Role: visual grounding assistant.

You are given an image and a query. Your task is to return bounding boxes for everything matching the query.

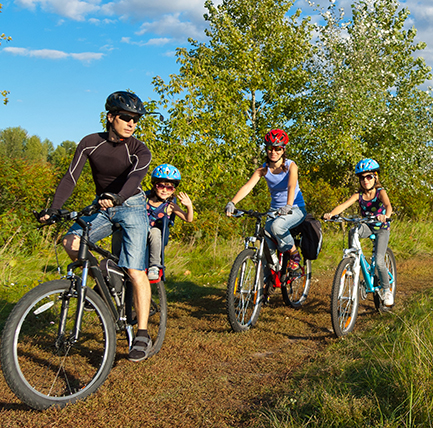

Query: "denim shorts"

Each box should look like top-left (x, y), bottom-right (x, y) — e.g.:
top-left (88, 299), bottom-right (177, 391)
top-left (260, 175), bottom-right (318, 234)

top-left (66, 192), bottom-right (149, 270)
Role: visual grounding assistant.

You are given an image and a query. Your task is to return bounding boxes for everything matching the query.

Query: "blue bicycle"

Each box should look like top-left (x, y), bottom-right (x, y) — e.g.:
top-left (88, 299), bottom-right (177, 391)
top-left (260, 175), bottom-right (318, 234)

top-left (326, 215), bottom-right (397, 337)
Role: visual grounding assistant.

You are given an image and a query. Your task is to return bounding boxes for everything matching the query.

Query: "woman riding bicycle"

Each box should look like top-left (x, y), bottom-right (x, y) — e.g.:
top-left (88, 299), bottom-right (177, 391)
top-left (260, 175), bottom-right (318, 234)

top-left (225, 129), bottom-right (307, 270)
top-left (323, 158), bottom-right (393, 306)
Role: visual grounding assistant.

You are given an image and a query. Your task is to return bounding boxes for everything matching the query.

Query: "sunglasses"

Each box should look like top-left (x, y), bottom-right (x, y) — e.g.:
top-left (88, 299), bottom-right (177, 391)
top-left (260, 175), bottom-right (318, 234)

top-left (266, 146), bottom-right (283, 152)
top-left (117, 113), bottom-right (141, 124)
top-left (155, 183), bottom-right (175, 192)
top-left (360, 174), bottom-right (375, 181)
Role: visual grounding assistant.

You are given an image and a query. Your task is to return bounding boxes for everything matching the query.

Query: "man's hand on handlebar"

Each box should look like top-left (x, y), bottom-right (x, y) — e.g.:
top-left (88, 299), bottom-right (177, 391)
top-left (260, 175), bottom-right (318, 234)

top-left (98, 193), bottom-right (122, 210)
top-left (35, 208), bottom-right (60, 224)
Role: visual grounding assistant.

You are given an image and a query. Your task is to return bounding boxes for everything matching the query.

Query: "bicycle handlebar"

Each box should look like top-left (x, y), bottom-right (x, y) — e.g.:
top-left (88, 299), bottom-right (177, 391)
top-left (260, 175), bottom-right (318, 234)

top-left (322, 214), bottom-right (392, 224)
top-left (33, 204), bottom-right (101, 227)
top-left (232, 208), bottom-right (292, 219)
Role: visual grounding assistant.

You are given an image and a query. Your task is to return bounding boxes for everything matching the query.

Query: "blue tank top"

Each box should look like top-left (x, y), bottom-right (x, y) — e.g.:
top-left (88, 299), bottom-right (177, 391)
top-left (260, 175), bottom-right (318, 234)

top-left (263, 159), bottom-right (305, 209)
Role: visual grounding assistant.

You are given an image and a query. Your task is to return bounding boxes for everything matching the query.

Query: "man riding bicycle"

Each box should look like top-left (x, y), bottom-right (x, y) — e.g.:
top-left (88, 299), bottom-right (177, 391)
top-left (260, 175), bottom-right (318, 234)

top-left (38, 91), bottom-right (153, 362)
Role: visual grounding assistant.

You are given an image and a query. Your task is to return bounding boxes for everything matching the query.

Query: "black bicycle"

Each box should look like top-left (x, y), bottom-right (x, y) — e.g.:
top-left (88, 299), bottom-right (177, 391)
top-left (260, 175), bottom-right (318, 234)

top-left (0, 204), bottom-right (167, 410)
top-left (226, 209), bottom-right (312, 332)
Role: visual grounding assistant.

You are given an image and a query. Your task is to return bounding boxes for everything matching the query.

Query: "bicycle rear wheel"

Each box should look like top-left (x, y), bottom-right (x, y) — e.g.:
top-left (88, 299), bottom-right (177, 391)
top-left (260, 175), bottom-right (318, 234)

top-left (281, 259), bottom-right (312, 308)
top-left (330, 258), bottom-right (359, 337)
top-left (1, 280), bottom-right (116, 410)
top-left (226, 249), bottom-right (263, 332)
top-left (147, 280), bottom-right (167, 357)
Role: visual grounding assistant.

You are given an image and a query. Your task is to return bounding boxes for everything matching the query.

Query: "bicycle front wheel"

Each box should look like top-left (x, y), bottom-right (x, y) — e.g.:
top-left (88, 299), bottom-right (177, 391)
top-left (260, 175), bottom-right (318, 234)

top-left (1, 280), bottom-right (117, 410)
top-left (330, 258), bottom-right (359, 337)
top-left (281, 259), bottom-right (312, 308)
top-left (226, 249), bottom-right (263, 332)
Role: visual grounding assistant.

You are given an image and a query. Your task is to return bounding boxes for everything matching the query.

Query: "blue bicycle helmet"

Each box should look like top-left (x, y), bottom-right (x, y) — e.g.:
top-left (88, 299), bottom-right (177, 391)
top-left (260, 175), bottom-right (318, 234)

top-left (355, 159), bottom-right (380, 176)
top-left (151, 164), bottom-right (181, 186)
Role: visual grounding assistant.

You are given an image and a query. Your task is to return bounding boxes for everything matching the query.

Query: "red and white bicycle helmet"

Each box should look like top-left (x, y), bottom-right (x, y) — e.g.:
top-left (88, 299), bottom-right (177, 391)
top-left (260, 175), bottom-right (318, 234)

top-left (264, 129), bottom-right (289, 147)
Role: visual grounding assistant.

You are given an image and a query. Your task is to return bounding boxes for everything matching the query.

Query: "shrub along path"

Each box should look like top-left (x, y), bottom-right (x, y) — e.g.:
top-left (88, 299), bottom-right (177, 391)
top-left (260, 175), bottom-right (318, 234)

top-left (0, 258), bottom-right (432, 427)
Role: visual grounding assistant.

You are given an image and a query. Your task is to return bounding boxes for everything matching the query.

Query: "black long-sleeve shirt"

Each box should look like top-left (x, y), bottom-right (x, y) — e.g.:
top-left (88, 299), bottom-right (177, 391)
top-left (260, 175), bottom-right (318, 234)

top-left (51, 132), bottom-right (152, 209)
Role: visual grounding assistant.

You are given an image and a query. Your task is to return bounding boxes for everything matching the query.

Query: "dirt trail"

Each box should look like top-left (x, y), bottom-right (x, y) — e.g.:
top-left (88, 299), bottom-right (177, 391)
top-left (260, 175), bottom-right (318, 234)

top-left (0, 259), bottom-right (431, 428)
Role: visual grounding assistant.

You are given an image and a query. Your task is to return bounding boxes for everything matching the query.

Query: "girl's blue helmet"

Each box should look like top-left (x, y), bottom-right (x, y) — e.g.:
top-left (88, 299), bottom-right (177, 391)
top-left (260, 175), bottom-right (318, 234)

top-left (151, 164), bottom-right (181, 186)
top-left (355, 159), bottom-right (380, 176)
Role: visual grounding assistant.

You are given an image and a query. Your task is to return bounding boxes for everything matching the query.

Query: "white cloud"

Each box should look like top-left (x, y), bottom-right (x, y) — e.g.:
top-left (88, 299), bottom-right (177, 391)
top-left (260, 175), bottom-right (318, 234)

top-left (3, 46), bottom-right (104, 62)
top-left (136, 13), bottom-right (202, 39)
top-left (16, 0), bottom-right (100, 21)
top-left (14, 0), bottom-right (208, 40)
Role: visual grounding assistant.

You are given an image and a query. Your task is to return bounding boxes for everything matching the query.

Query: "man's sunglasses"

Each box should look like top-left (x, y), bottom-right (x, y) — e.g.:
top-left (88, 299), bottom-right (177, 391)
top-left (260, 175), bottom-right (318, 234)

top-left (266, 146), bottom-right (283, 152)
top-left (155, 183), bottom-right (175, 192)
top-left (117, 113), bottom-right (141, 124)
top-left (359, 174), bottom-right (375, 181)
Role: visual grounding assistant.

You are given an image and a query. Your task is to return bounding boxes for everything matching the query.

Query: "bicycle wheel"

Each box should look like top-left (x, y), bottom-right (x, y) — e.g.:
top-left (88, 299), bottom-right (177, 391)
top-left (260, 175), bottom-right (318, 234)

top-left (226, 249), bottom-right (263, 332)
top-left (147, 280), bottom-right (167, 357)
top-left (374, 247), bottom-right (397, 311)
top-left (281, 259), bottom-right (312, 308)
top-left (1, 280), bottom-right (117, 410)
top-left (330, 258), bottom-right (360, 337)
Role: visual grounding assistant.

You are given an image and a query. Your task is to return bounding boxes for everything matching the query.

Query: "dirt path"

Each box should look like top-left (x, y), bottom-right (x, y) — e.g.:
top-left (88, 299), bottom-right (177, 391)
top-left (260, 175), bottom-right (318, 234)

top-left (1, 258), bottom-right (432, 428)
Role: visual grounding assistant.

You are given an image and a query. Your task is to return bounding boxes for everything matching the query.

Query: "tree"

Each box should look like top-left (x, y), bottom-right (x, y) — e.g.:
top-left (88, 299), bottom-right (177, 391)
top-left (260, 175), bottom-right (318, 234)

top-left (293, 0), bottom-right (433, 198)
top-left (146, 0), bottom-right (314, 238)
top-left (1, 4), bottom-right (12, 105)
top-left (0, 127), bottom-right (27, 159)
top-left (24, 136), bottom-right (54, 163)
top-left (152, 0), bottom-right (313, 173)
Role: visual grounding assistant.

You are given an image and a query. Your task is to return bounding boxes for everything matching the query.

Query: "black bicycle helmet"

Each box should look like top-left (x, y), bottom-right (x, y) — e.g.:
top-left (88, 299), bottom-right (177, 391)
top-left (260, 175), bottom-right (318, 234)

top-left (105, 91), bottom-right (146, 116)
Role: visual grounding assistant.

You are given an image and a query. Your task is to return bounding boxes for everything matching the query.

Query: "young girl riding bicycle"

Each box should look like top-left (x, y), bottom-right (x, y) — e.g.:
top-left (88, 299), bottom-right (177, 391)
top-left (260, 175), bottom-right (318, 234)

top-left (225, 129), bottom-right (307, 271)
top-left (146, 164), bottom-right (194, 280)
top-left (323, 159), bottom-right (393, 306)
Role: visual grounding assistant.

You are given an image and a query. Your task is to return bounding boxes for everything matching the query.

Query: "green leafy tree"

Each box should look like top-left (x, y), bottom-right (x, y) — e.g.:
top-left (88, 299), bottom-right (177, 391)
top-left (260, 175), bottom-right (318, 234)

top-left (0, 127), bottom-right (27, 159)
top-left (146, 0), bottom-right (313, 238)
top-left (49, 140), bottom-right (77, 169)
top-left (1, 4), bottom-right (12, 105)
top-left (24, 135), bottom-right (54, 163)
top-left (293, 0), bottom-right (433, 210)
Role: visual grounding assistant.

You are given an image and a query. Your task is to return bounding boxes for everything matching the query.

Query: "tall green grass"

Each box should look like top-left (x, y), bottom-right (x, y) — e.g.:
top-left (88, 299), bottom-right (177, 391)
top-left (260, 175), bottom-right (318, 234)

top-left (257, 289), bottom-right (433, 428)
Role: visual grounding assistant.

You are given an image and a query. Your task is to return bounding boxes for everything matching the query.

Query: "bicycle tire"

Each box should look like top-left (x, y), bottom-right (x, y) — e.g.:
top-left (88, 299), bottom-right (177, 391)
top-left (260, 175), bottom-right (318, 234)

top-left (147, 280), bottom-right (167, 357)
top-left (373, 247), bottom-right (397, 311)
top-left (1, 280), bottom-right (117, 410)
top-left (281, 259), bottom-right (312, 308)
top-left (330, 258), bottom-right (360, 337)
top-left (226, 249), bottom-right (263, 332)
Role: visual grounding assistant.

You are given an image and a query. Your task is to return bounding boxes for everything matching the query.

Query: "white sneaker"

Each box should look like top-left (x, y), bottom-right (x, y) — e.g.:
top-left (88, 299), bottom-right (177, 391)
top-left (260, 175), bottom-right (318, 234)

top-left (383, 289), bottom-right (394, 306)
top-left (148, 266), bottom-right (160, 281)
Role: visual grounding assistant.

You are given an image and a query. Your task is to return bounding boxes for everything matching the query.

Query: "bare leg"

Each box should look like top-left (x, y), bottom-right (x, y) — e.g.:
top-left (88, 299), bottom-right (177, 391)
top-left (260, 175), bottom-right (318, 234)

top-left (63, 234), bottom-right (81, 261)
top-left (128, 268), bottom-right (151, 330)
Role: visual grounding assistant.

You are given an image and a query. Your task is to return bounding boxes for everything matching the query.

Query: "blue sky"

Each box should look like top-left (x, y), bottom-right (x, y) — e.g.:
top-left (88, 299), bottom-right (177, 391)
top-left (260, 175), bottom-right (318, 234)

top-left (0, 0), bottom-right (432, 147)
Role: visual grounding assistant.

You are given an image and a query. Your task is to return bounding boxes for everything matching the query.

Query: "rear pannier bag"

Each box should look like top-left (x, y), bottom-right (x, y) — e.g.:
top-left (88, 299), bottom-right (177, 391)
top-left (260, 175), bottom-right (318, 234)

top-left (299, 214), bottom-right (323, 260)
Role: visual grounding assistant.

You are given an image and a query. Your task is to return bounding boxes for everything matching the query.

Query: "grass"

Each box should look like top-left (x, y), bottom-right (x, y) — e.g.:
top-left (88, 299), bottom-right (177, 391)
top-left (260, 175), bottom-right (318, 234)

top-left (0, 219), bottom-right (433, 427)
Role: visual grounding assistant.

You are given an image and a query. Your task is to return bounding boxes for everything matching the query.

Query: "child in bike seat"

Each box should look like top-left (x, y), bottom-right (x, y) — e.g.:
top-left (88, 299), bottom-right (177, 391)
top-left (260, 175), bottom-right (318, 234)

top-left (225, 129), bottom-right (307, 270)
top-left (323, 158), bottom-right (393, 306)
top-left (146, 164), bottom-right (194, 280)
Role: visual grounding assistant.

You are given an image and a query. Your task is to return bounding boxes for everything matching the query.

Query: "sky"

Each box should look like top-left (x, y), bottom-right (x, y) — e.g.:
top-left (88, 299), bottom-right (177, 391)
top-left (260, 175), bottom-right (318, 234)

top-left (1, 0), bottom-right (432, 147)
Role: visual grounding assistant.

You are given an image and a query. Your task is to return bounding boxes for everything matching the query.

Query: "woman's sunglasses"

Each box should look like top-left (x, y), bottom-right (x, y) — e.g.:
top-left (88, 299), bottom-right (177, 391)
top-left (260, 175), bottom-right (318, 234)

top-left (266, 146), bottom-right (283, 152)
top-left (359, 174), bottom-right (375, 181)
top-left (117, 113), bottom-right (141, 124)
top-left (155, 183), bottom-right (175, 192)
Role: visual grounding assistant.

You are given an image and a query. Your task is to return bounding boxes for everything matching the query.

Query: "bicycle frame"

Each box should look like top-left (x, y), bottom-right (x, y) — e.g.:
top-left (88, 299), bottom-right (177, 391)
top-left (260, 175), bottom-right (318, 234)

top-left (339, 217), bottom-right (394, 299)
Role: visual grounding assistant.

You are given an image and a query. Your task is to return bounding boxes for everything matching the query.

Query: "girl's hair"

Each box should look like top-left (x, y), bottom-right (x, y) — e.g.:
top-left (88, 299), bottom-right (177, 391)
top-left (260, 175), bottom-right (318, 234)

top-left (148, 180), bottom-right (176, 202)
top-left (264, 151), bottom-right (288, 172)
top-left (358, 172), bottom-right (383, 193)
